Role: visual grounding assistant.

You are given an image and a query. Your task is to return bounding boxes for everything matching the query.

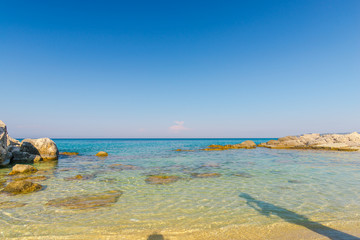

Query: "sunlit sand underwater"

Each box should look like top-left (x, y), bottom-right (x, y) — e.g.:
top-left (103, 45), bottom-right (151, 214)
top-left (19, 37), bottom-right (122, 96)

top-left (1, 139), bottom-right (360, 239)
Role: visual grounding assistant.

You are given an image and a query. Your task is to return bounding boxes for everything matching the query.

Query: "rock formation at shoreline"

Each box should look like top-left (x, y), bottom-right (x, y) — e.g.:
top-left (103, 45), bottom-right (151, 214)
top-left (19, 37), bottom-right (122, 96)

top-left (0, 120), bottom-right (59, 166)
top-left (203, 140), bottom-right (257, 151)
top-left (258, 132), bottom-right (360, 151)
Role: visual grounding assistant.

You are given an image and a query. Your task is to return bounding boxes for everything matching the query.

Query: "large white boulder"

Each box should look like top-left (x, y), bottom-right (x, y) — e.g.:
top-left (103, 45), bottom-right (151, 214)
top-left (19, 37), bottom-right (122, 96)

top-left (0, 120), bottom-right (11, 165)
top-left (20, 138), bottom-right (59, 160)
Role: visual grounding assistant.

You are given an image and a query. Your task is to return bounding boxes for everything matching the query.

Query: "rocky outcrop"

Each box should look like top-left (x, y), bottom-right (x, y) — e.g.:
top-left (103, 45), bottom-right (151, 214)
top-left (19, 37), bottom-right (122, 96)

top-left (0, 120), bottom-right (11, 166)
top-left (203, 140), bottom-right (256, 151)
top-left (0, 120), bottom-right (59, 165)
top-left (258, 132), bottom-right (360, 151)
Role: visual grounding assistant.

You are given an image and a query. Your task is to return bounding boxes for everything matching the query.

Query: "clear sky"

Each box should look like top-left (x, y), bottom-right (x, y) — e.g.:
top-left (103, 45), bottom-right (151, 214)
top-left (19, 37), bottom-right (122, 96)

top-left (1, 0), bottom-right (359, 138)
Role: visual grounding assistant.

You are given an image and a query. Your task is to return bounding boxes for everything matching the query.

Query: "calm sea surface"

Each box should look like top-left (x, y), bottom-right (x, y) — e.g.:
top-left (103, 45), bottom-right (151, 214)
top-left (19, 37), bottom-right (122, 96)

top-left (1, 138), bottom-right (360, 239)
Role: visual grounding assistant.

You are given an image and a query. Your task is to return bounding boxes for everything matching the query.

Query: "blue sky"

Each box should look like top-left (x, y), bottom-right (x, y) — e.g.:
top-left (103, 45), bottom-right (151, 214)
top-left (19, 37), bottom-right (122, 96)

top-left (1, 0), bottom-right (359, 138)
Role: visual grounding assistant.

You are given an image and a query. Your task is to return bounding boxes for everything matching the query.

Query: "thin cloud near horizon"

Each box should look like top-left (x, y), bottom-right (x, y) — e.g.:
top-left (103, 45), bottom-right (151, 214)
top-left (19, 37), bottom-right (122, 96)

top-left (169, 121), bottom-right (189, 132)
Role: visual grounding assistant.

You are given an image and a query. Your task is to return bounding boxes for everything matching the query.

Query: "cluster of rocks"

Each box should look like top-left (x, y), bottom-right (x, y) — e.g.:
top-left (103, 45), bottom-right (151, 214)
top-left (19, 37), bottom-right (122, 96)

top-left (0, 120), bottom-right (59, 166)
top-left (258, 132), bottom-right (360, 151)
top-left (175, 132), bottom-right (360, 152)
top-left (203, 140), bottom-right (257, 151)
top-left (2, 164), bottom-right (44, 195)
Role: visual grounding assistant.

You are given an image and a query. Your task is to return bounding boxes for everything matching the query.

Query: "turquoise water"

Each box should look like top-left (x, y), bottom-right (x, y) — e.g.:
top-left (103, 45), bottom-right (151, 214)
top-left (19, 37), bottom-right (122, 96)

top-left (1, 138), bottom-right (360, 239)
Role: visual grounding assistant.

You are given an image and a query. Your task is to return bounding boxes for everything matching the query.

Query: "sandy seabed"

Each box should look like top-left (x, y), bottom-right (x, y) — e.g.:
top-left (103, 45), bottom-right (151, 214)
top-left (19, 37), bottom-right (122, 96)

top-left (8, 221), bottom-right (360, 240)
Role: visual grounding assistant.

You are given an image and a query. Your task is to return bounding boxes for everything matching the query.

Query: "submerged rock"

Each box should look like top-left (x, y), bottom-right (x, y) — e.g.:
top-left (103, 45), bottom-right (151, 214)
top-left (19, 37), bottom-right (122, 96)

top-left (288, 180), bottom-right (303, 184)
top-left (145, 175), bottom-right (180, 184)
top-left (258, 132), bottom-right (360, 151)
top-left (233, 172), bottom-right (253, 178)
top-left (96, 151), bottom-right (108, 157)
top-left (64, 174), bottom-right (95, 181)
top-left (0, 201), bottom-right (27, 209)
top-left (9, 164), bottom-right (38, 175)
top-left (174, 149), bottom-right (194, 152)
top-left (201, 162), bottom-right (220, 168)
top-left (2, 180), bottom-right (42, 194)
top-left (203, 140), bottom-right (256, 151)
top-left (191, 173), bottom-right (221, 178)
top-left (12, 175), bottom-right (48, 182)
top-left (20, 138), bottom-right (59, 160)
top-left (60, 152), bottom-right (79, 156)
top-left (46, 190), bottom-right (123, 209)
top-left (109, 164), bottom-right (140, 170)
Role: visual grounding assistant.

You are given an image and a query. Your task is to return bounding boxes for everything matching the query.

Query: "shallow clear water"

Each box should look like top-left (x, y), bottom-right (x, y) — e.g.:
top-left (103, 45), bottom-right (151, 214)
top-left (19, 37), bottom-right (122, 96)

top-left (1, 138), bottom-right (360, 239)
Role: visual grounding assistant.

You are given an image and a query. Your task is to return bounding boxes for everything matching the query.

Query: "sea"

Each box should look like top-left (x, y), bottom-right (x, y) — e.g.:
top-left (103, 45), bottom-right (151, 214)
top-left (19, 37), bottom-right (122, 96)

top-left (0, 138), bottom-right (360, 239)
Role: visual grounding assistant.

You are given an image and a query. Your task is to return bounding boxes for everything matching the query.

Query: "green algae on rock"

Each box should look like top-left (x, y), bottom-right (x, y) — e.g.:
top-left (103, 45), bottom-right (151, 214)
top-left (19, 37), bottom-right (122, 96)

top-left (2, 180), bottom-right (42, 194)
top-left (9, 164), bottom-right (38, 175)
top-left (46, 190), bottom-right (123, 209)
top-left (145, 175), bottom-right (180, 184)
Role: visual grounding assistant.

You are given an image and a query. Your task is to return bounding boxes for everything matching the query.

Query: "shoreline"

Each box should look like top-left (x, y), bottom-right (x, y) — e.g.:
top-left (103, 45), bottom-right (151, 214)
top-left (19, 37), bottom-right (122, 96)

top-left (7, 220), bottom-right (360, 240)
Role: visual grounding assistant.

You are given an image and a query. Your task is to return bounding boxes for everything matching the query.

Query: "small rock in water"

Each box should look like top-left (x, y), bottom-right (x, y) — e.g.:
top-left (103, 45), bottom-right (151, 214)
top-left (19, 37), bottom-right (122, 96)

top-left (109, 164), bottom-right (140, 170)
top-left (0, 201), bottom-right (27, 209)
top-left (174, 149), bottom-right (194, 152)
top-left (46, 190), bottom-right (123, 209)
top-left (201, 162), bottom-right (220, 168)
top-left (191, 173), bottom-right (221, 178)
top-left (8, 164), bottom-right (38, 175)
top-left (233, 172), bottom-right (253, 178)
top-left (288, 180), bottom-right (303, 184)
top-left (95, 151), bottom-right (108, 157)
top-left (145, 175), bottom-right (180, 184)
top-left (65, 174), bottom-right (95, 181)
top-left (2, 180), bottom-right (42, 194)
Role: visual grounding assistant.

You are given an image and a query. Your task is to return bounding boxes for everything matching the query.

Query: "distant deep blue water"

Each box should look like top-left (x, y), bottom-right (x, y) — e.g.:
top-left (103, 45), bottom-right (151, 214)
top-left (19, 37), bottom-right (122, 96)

top-left (1, 138), bottom-right (360, 239)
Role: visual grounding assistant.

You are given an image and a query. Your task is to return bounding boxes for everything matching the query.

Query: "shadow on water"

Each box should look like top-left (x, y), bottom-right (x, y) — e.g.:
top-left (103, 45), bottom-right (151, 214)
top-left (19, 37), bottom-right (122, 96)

top-left (239, 193), bottom-right (360, 240)
top-left (147, 233), bottom-right (165, 240)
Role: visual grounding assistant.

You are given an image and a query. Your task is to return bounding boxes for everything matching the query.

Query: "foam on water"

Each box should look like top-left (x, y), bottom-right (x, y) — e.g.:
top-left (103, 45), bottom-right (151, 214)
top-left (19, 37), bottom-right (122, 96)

top-left (1, 139), bottom-right (360, 239)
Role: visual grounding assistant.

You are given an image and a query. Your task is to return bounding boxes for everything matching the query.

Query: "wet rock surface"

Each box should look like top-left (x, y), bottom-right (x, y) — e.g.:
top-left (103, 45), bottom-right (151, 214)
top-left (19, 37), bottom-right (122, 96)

top-left (145, 175), bottom-right (180, 184)
top-left (2, 180), bottom-right (42, 194)
top-left (46, 190), bottom-right (123, 209)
